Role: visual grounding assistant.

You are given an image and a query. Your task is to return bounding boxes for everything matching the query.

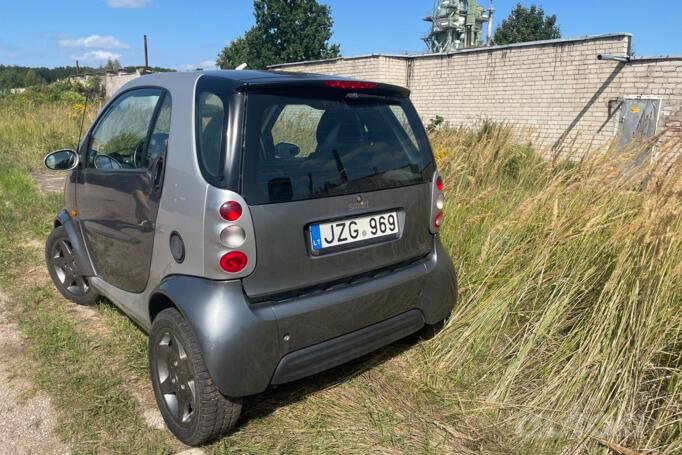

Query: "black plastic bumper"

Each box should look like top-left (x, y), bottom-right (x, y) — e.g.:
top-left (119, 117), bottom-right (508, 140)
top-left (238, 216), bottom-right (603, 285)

top-left (271, 309), bottom-right (424, 385)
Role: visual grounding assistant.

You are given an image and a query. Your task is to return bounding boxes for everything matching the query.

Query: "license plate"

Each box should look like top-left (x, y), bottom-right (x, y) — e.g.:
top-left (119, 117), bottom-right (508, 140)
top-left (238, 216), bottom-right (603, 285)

top-left (310, 211), bottom-right (400, 253)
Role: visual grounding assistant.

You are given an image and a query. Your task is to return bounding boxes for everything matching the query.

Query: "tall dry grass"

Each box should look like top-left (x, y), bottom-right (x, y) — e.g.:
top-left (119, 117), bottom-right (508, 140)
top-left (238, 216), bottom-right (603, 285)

top-left (432, 125), bottom-right (681, 453)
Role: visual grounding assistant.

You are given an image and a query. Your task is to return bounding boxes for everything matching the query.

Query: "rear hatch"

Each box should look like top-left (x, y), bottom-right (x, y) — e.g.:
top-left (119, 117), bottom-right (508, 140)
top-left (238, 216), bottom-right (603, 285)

top-left (240, 81), bottom-right (436, 300)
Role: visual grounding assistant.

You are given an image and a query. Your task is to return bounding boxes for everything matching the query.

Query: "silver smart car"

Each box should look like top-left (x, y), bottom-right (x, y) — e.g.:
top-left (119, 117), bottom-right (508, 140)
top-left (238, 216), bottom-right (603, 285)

top-left (43, 71), bottom-right (457, 446)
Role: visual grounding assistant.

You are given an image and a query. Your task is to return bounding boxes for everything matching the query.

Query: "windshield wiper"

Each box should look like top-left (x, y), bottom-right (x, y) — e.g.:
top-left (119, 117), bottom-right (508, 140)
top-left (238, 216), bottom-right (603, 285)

top-left (332, 149), bottom-right (349, 184)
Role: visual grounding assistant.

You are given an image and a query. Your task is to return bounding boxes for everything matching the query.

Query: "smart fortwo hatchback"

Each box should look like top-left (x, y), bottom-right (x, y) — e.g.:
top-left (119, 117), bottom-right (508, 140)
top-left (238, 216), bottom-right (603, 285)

top-left (43, 71), bottom-right (457, 446)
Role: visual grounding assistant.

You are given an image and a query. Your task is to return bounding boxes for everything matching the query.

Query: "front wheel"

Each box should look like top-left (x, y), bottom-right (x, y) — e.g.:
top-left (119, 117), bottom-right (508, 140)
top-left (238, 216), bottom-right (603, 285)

top-left (149, 308), bottom-right (242, 446)
top-left (45, 226), bottom-right (98, 306)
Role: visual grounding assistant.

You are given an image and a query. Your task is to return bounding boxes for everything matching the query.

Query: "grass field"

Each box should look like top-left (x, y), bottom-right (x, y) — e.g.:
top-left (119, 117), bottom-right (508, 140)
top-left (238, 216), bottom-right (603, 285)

top-left (0, 95), bottom-right (680, 454)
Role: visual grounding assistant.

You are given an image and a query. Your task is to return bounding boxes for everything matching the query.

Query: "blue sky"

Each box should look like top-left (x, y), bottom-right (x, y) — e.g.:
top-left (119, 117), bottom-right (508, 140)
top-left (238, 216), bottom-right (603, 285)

top-left (0, 0), bottom-right (679, 70)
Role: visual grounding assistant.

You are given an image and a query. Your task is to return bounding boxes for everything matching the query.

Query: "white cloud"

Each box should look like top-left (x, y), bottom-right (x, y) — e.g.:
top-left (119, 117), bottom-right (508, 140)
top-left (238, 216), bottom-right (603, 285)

top-left (58, 35), bottom-right (129, 49)
top-left (106, 0), bottom-right (151, 8)
top-left (180, 60), bottom-right (217, 71)
top-left (73, 50), bottom-right (122, 63)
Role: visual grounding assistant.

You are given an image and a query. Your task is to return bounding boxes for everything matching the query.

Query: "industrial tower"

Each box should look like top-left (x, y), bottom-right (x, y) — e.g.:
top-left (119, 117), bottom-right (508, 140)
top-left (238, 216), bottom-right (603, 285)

top-left (424, 0), bottom-right (494, 52)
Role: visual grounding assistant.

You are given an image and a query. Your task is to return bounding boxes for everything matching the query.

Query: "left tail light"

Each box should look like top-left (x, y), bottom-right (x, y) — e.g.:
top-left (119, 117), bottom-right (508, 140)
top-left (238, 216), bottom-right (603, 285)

top-left (219, 201), bottom-right (243, 222)
top-left (220, 251), bottom-right (248, 273)
top-left (204, 189), bottom-right (257, 279)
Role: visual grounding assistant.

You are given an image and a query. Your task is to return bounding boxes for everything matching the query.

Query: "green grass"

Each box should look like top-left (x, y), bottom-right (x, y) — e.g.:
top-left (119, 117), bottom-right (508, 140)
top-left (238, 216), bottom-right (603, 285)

top-left (0, 95), bottom-right (679, 454)
top-left (0, 99), bottom-right (175, 453)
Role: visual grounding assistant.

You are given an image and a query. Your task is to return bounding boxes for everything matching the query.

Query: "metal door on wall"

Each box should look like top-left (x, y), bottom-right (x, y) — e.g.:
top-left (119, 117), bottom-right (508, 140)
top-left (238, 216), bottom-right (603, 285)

top-left (619, 99), bottom-right (660, 146)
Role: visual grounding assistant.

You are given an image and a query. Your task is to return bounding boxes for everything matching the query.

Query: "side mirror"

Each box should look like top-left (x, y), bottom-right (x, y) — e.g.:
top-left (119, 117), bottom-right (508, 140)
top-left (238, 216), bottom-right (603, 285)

top-left (44, 149), bottom-right (79, 171)
top-left (274, 142), bottom-right (301, 158)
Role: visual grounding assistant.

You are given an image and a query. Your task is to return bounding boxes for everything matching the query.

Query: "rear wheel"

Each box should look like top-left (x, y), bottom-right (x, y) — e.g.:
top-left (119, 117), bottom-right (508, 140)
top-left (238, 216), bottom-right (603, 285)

top-left (149, 308), bottom-right (241, 446)
top-left (45, 226), bottom-right (98, 306)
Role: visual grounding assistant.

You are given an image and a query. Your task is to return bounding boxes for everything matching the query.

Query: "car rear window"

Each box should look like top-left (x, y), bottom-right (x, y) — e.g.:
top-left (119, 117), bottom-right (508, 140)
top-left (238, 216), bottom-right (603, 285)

top-left (242, 92), bottom-right (434, 205)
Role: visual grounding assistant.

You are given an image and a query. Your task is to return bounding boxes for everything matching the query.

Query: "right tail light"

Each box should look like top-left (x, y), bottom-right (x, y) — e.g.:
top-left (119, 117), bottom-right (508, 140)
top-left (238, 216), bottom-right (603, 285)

top-left (430, 172), bottom-right (445, 234)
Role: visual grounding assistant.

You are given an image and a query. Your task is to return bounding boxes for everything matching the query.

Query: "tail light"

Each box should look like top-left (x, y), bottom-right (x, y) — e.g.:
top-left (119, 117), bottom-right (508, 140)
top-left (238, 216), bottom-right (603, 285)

top-left (205, 190), bottom-right (256, 279)
top-left (434, 212), bottom-right (444, 229)
top-left (220, 251), bottom-right (248, 273)
top-left (218, 201), bottom-right (247, 273)
top-left (436, 193), bottom-right (445, 210)
top-left (220, 201), bottom-right (243, 222)
top-left (220, 225), bottom-right (246, 248)
top-left (436, 177), bottom-right (444, 191)
top-left (430, 173), bottom-right (445, 234)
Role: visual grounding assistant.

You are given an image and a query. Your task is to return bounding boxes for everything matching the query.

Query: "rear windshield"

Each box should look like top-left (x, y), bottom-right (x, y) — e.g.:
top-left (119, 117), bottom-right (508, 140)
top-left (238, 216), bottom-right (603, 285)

top-left (242, 92), bottom-right (433, 205)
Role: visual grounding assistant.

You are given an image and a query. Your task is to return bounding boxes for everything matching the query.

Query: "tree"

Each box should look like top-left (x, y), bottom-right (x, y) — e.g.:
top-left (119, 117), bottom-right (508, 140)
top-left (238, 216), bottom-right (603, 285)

top-left (217, 0), bottom-right (340, 70)
top-left (23, 69), bottom-right (45, 87)
top-left (103, 58), bottom-right (122, 72)
top-left (494, 3), bottom-right (560, 46)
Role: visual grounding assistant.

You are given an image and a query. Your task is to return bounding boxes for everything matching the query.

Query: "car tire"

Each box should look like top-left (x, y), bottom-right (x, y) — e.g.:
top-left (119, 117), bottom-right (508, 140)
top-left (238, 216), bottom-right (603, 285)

top-left (45, 226), bottom-right (98, 306)
top-left (149, 308), bottom-right (242, 446)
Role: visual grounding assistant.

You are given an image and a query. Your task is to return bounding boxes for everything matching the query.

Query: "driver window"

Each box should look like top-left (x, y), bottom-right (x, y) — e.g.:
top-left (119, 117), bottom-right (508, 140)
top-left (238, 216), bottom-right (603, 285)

top-left (87, 88), bottom-right (162, 170)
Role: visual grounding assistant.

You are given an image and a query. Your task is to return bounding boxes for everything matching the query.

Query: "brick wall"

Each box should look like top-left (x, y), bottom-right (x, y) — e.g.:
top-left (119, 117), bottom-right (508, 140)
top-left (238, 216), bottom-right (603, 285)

top-left (272, 34), bottom-right (682, 156)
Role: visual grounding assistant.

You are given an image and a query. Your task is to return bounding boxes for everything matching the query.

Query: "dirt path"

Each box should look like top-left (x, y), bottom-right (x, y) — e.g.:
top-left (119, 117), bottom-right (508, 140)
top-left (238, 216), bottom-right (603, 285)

top-left (0, 289), bottom-right (69, 455)
top-left (31, 171), bottom-right (66, 195)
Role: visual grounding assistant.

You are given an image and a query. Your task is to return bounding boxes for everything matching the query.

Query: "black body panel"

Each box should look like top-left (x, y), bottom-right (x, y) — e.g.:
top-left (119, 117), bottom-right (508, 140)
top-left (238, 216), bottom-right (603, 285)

top-left (242, 183), bottom-right (434, 299)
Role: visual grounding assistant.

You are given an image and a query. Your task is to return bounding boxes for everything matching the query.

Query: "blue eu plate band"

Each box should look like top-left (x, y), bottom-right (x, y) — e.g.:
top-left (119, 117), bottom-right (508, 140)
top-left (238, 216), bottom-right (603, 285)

top-left (311, 224), bottom-right (322, 251)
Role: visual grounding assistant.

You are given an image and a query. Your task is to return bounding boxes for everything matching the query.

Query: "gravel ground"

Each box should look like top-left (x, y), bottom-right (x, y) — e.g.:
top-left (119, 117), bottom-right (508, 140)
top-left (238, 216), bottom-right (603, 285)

top-left (0, 289), bottom-right (70, 455)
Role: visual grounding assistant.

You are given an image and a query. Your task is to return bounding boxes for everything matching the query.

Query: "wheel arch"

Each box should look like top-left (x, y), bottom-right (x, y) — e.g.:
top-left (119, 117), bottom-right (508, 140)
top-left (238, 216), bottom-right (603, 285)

top-left (149, 275), bottom-right (279, 397)
top-left (54, 210), bottom-right (96, 277)
top-left (149, 291), bottom-right (181, 324)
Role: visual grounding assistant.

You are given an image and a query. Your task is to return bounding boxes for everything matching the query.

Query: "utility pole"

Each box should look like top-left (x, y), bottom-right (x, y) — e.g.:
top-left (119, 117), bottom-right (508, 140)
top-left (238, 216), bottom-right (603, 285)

top-left (76, 60), bottom-right (80, 75)
top-left (487, 0), bottom-right (495, 47)
top-left (144, 35), bottom-right (149, 73)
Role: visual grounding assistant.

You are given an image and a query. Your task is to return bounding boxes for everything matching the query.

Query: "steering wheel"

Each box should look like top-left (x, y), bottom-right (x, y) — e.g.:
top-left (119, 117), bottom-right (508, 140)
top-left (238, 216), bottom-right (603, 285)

top-left (94, 154), bottom-right (124, 170)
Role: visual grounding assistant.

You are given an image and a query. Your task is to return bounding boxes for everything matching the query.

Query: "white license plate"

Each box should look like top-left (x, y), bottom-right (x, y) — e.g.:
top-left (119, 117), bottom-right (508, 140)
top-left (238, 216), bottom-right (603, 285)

top-left (310, 211), bottom-right (400, 252)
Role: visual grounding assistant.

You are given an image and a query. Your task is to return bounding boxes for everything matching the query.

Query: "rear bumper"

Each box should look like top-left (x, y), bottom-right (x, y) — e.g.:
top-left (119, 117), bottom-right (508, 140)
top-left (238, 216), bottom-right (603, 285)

top-left (155, 237), bottom-right (456, 397)
top-left (272, 309), bottom-right (424, 385)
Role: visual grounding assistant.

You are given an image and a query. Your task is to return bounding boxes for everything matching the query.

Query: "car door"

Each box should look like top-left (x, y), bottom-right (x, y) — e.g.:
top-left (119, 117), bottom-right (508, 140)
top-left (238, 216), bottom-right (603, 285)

top-left (78, 88), bottom-right (171, 293)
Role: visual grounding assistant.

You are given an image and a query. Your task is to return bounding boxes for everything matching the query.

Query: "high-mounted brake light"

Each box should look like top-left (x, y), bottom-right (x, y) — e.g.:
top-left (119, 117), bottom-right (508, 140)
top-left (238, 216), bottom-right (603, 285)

top-left (220, 251), bottom-right (248, 273)
top-left (325, 80), bottom-right (377, 90)
top-left (220, 201), bottom-right (243, 222)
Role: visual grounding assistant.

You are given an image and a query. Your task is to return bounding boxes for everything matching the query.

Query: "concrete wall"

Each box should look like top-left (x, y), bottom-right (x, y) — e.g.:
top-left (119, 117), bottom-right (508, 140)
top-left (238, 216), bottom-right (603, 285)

top-left (103, 72), bottom-right (140, 98)
top-left (271, 34), bottom-right (682, 155)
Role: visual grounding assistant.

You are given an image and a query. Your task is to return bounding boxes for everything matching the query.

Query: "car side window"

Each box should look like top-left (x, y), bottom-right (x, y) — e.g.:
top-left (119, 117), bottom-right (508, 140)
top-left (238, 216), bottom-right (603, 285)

top-left (196, 92), bottom-right (225, 180)
top-left (145, 94), bottom-right (172, 167)
top-left (87, 88), bottom-right (162, 170)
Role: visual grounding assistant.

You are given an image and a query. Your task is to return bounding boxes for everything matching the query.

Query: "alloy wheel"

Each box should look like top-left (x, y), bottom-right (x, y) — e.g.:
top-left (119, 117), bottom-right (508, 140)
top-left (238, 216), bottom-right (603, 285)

top-left (51, 239), bottom-right (89, 296)
top-left (154, 331), bottom-right (197, 426)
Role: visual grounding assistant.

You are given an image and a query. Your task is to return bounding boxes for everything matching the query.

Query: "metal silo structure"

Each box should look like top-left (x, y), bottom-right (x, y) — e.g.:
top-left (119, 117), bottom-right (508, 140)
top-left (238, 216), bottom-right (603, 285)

top-left (424, 0), bottom-right (493, 52)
